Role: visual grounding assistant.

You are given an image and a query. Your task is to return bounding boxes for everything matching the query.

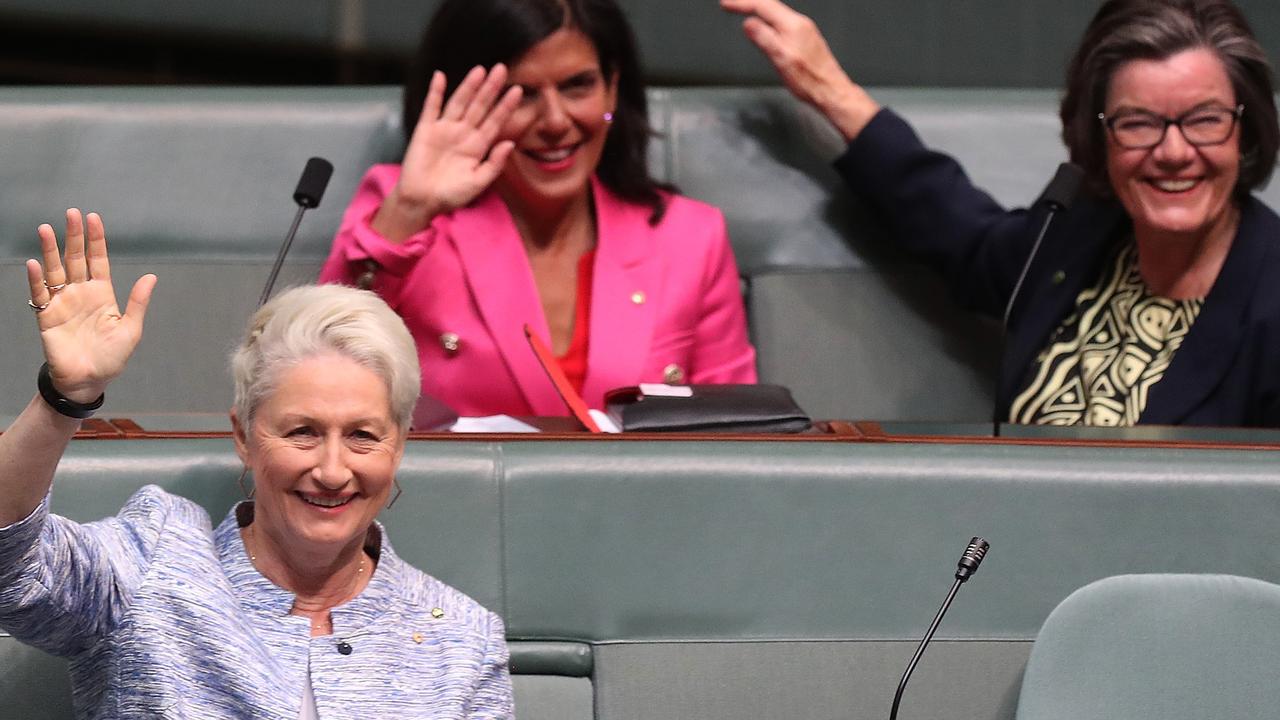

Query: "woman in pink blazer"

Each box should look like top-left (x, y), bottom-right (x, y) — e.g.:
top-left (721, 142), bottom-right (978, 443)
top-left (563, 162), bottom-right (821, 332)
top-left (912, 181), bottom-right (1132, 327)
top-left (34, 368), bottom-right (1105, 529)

top-left (321, 0), bottom-right (756, 418)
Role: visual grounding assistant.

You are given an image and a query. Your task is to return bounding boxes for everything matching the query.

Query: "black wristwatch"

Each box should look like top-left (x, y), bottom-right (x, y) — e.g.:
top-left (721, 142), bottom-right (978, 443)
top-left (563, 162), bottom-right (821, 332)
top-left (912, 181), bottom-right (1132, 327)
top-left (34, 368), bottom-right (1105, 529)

top-left (37, 362), bottom-right (105, 419)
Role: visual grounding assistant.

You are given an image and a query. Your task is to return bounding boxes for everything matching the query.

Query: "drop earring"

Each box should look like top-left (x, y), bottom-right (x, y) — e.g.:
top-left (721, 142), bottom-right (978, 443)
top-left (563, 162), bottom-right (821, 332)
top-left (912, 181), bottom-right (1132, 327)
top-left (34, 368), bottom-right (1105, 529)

top-left (387, 477), bottom-right (403, 509)
top-left (237, 466), bottom-right (255, 500)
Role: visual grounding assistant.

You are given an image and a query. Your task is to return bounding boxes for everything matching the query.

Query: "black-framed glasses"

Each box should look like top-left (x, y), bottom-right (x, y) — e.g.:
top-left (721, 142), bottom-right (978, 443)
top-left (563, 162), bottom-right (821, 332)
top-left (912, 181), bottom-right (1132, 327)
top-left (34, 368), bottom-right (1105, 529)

top-left (1098, 104), bottom-right (1244, 149)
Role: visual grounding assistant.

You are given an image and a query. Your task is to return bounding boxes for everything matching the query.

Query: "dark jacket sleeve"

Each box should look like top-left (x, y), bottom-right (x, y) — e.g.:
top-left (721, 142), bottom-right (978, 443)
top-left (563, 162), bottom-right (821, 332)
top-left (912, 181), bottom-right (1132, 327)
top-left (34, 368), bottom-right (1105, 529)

top-left (833, 108), bottom-right (1048, 318)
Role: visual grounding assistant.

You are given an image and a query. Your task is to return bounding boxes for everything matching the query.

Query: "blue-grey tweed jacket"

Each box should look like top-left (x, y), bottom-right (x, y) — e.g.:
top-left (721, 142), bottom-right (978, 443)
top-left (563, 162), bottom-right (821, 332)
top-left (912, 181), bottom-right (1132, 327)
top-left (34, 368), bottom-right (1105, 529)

top-left (0, 485), bottom-right (513, 719)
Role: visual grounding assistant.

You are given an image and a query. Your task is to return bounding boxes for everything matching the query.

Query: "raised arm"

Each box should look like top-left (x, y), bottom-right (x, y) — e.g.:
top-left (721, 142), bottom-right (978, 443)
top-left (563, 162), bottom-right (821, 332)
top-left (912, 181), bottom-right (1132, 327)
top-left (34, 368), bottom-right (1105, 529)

top-left (371, 65), bottom-right (523, 242)
top-left (721, 0), bottom-right (881, 142)
top-left (0, 210), bottom-right (155, 527)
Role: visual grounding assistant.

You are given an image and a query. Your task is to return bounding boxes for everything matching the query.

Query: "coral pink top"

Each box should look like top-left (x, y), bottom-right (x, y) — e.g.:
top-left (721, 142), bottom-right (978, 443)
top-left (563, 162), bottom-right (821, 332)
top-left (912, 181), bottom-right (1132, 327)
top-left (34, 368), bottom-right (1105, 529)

top-left (556, 249), bottom-right (595, 397)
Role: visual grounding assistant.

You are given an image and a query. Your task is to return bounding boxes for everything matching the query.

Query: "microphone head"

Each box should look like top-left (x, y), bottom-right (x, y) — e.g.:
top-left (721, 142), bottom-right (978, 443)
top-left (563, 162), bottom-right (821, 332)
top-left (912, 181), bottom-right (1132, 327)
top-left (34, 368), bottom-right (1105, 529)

top-left (293, 157), bottom-right (334, 209)
top-left (1038, 162), bottom-right (1085, 212)
top-left (955, 537), bottom-right (990, 582)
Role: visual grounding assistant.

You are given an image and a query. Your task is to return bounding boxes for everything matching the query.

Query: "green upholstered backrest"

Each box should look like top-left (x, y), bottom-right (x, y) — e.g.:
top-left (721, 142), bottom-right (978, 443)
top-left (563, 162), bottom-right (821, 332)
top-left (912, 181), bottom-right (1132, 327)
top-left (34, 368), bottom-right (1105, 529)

top-left (26, 437), bottom-right (1280, 642)
top-left (1015, 574), bottom-right (1280, 720)
top-left (0, 86), bottom-right (1064, 423)
top-left (495, 440), bottom-right (1280, 641)
top-left (5, 437), bottom-right (1280, 720)
top-left (3, 85), bottom-right (1280, 422)
top-left (0, 86), bottom-right (403, 418)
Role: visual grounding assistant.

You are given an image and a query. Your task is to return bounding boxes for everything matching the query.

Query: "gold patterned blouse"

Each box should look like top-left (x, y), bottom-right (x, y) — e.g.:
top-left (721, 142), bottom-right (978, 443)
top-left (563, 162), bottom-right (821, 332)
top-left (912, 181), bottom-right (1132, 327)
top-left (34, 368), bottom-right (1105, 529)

top-left (1010, 243), bottom-right (1203, 426)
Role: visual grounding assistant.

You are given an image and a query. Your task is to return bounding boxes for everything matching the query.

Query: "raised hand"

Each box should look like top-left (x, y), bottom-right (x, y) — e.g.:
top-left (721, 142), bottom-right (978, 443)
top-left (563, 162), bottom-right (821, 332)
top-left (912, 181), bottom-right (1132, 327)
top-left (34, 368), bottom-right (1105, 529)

top-left (721, 0), bottom-right (880, 141)
top-left (26, 209), bottom-right (156, 404)
top-left (373, 65), bottom-right (524, 241)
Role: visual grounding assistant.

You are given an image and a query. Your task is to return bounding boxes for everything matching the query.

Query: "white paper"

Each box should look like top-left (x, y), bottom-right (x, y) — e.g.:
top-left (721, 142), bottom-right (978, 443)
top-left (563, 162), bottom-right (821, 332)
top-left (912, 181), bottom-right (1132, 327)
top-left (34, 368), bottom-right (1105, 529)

top-left (449, 415), bottom-right (541, 433)
top-left (589, 409), bottom-right (622, 433)
top-left (638, 383), bottom-right (693, 398)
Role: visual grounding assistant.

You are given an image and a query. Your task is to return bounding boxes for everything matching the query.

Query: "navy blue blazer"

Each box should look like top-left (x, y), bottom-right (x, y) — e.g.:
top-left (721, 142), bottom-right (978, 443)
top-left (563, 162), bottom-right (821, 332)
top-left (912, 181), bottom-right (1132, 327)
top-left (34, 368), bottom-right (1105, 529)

top-left (834, 109), bottom-right (1280, 427)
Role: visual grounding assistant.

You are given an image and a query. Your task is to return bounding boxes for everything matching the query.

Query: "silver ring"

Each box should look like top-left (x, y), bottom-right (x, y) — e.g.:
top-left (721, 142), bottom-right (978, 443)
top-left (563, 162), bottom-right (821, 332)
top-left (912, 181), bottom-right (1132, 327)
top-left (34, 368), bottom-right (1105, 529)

top-left (44, 282), bottom-right (66, 293)
top-left (28, 299), bottom-right (50, 313)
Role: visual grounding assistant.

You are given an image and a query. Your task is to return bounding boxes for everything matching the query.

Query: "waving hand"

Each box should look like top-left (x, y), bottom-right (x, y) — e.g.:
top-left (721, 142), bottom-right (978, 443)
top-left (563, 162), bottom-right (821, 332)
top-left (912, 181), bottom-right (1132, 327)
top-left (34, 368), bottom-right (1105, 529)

top-left (721, 0), bottom-right (880, 141)
top-left (26, 209), bottom-right (156, 403)
top-left (373, 65), bottom-right (524, 241)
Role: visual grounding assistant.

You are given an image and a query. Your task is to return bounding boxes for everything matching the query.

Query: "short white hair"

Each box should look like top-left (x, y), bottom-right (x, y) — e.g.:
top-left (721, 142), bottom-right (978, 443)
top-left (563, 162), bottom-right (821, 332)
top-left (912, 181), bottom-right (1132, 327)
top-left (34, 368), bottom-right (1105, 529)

top-left (231, 285), bottom-right (420, 429)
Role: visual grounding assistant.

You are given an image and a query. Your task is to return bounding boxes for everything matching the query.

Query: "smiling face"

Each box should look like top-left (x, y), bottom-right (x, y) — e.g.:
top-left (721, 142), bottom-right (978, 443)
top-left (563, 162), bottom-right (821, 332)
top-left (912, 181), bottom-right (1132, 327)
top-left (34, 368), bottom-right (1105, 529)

top-left (233, 353), bottom-right (404, 561)
top-left (1104, 47), bottom-right (1241, 244)
top-left (495, 27), bottom-right (618, 214)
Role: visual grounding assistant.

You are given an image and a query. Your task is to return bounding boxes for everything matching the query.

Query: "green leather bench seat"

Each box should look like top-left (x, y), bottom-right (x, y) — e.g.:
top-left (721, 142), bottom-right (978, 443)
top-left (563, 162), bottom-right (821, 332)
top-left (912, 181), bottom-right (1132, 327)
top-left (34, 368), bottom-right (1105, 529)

top-left (5, 87), bottom-right (1280, 421)
top-left (0, 86), bottom-right (1063, 422)
top-left (3, 437), bottom-right (1278, 719)
top-left (0, 87), bottom-right (402, 417)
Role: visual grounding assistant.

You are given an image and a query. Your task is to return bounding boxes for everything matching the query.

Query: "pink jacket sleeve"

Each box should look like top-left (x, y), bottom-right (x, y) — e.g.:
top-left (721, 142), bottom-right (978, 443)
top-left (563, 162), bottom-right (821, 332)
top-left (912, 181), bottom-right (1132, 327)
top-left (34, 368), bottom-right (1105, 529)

top-left (319, 164), bottom-right (440, 301)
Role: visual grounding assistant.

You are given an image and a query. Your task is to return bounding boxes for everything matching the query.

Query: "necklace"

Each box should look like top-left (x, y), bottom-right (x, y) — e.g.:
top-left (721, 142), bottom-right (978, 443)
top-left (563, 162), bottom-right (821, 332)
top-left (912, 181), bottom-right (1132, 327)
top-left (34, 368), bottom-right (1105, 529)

top-left (244, 525), bottom-right (368, 575)
top-left (243, 525), bottom-right (368, 634)
top-left (246, 545), bottom-right (367, 575)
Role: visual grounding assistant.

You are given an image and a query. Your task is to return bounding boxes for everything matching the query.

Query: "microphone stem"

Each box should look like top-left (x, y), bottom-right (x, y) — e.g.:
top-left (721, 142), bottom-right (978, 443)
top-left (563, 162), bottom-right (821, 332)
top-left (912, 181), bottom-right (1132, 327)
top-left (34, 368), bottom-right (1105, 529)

top-left (888, 576), bottom-right (964, 720)
top-left (994, 206), bottom-right (1059, 437)
top-left (259, 205), bottom-right (308, 308)
top-left (1002, 207), bottom-right (1056, 329)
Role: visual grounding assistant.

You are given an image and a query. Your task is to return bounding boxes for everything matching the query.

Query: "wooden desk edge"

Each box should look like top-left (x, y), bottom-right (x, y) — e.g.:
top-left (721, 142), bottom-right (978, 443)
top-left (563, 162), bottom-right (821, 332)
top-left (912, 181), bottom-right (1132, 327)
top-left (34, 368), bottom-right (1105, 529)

top-left (42, 418), bottom-right (1280, 451)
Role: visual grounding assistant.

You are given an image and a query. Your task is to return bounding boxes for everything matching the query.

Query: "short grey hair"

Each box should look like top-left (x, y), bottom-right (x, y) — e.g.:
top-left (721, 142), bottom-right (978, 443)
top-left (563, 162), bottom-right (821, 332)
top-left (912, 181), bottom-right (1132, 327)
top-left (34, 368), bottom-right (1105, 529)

top-left (231, 285), bottom-right (420, 430)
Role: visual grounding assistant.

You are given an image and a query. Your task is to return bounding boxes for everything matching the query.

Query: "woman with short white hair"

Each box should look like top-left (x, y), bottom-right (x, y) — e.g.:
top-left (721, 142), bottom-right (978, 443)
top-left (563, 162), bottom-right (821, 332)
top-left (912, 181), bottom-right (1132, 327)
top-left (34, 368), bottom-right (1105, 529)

top-left (0, 209), bottom-right (513, 718)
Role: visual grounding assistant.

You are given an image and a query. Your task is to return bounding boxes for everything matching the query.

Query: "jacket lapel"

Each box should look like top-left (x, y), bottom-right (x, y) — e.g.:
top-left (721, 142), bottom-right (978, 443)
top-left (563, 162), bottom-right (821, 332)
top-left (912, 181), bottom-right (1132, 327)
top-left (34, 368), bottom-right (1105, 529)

top-left (580, 178), bottom-right (660, 408)
top-left (1141, 198), bottom-right (1274, 423)
top-left (450, 192), bottom-right (564, 416)
top-left (1000, 202), bottom-right (1127, 412)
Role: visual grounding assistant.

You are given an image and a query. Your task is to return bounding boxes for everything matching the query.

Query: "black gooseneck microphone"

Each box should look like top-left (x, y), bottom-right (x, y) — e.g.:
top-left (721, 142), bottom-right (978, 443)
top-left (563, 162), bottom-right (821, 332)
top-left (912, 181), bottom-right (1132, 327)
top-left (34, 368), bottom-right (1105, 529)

top-left (258, 157), bottom-right (334, 307)
top-left (888, 537), bottom-right (990, 720)
top-left (993, 163), bottom-right (1084, 435)
top-left (1002, 163), bottom-right (1085, 328)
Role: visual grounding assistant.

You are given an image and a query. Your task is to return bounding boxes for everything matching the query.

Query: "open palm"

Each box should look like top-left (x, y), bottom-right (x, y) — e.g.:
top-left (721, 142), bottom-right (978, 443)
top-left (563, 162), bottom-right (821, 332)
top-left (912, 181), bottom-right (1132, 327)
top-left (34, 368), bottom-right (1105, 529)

top-left (396, 65), bottom-right (524, 216)
top-left (26, 210), bottom-right (156, 403)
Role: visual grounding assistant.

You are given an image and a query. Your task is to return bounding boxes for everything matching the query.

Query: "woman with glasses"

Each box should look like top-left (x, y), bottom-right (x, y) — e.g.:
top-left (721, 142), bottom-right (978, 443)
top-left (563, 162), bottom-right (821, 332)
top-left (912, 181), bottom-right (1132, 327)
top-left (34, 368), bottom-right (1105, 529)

top-left (723, 0), bottom-right (1280, 427)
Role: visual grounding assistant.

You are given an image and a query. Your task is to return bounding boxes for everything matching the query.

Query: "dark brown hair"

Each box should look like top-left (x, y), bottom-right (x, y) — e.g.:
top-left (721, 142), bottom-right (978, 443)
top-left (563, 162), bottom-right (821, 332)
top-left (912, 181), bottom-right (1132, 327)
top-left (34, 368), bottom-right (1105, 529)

top-left (1060, 0), bottom-right (1279, 198)
top-left (404, 0), bottom-right (671, 223)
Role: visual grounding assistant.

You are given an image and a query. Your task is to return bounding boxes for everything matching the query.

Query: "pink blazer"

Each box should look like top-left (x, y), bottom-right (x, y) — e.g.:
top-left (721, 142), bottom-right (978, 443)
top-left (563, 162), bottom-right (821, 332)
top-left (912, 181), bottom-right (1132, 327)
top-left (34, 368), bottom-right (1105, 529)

top-left (319, 165), bottom-right (757, 417)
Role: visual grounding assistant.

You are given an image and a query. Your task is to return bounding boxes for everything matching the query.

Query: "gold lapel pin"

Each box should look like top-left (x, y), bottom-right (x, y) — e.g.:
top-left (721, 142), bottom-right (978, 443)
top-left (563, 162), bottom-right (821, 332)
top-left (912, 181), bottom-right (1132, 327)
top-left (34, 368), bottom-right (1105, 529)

top-left (439, 333), bottom-right (460, 355)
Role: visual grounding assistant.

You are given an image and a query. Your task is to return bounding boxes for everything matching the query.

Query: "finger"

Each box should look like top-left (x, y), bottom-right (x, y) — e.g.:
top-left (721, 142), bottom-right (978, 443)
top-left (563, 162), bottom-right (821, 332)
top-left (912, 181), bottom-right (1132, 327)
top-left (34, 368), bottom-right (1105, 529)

top-left (404, 72), bottom-right (447, 158)
top-left (441, 66), bottom-right (485, 121)
top-left (477, 85), bottom-right (524, 144)
top-left (477, 140), bottom-right (516, 185)
top-left (422, 71), bottom-right (445, 124)
top-left (719, 0), bottom-right (758, 17)
top-left (122, 273), bottom-right (158, 332)
top-left (25, 259), bottom-right (51, 311)
top-left (742, 17), bottom-right (788, 64)
top-left (63, 208), bottom-right (88, 283)
top-left (38, 223), bottom-right (66, 288)
top-left (722, 0), bottom-right (796, 29)
top-left (719, 0), bottom-right (761, 8)
top-left (461, 64), bottom-right (509, 127)
top-left (85, 212), bottom-right (111, 282)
